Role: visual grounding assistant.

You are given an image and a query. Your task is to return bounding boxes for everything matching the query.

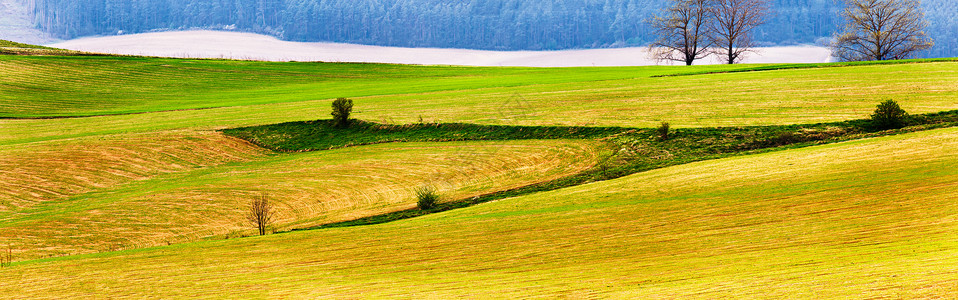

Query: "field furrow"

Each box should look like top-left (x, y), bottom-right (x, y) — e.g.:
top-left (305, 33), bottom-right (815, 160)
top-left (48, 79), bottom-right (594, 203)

top-left (0, 139), bottom-right (604, 260)
top-left (1, 125), bottom-right (953, 299)
top-left (0, 131), bottom-right (268, 212)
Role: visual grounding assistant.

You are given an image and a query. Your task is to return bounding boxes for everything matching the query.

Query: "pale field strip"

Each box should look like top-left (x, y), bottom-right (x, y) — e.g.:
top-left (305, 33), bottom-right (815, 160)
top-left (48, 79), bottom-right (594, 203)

top-left (0, 131), bottom-right (268, 211)
top-left (48, 30), bottom-right (834, 67)
top-left (0, 137), bottom-right (603, 260)
top-left (0, 127), bottom-right (953, 298)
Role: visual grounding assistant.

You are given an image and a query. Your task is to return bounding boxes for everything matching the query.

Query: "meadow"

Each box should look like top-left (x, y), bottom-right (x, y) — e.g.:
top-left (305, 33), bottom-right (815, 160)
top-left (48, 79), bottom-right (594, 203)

top-left (1, 133), bottom-right (603, 259)
top-left (2, 127), bottom-right (954, 298)
top-left (0, 49), bottom-right (956, 298)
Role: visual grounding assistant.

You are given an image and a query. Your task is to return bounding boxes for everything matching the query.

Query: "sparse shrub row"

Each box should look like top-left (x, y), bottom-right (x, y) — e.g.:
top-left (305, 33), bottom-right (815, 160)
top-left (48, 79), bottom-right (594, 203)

top-left (225, 100), bottom-right (941, 155)
top-left (298, 108), bottom-right (957, 232)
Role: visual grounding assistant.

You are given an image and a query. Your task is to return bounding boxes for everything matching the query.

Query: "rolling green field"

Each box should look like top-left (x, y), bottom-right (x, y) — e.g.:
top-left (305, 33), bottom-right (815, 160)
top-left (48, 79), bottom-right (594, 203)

top-left (0, 51), bottom-right (956, 298)
top-left (2, 127), bottom-right (954, 298)
top-left (2, 55), bottom-right (957, 124)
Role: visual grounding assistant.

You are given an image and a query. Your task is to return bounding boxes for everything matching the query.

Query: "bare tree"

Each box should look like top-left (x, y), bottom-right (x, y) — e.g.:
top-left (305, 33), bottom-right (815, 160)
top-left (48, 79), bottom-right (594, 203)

top-left (648, 0), bottom-right (713, 66)
top-left (707, 0), bottom-right (771, 64)
top-left (247, 194), bottom-right (274, 236)
top-left (830, 0), bottom-right (934, 61)
top-left (1, 245), bottom-right (11, 267)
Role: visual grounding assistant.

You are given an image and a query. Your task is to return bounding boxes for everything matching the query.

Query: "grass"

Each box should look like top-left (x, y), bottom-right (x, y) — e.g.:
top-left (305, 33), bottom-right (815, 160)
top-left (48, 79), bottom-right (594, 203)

top-left (2, 57), bottom-right (957, 148)
top-left (1, 55), bottom-right (956, 129)
top-left (5, 96), bottom-right (946, 260)
top-left (1, 54), bottom-right (957, 297)
top-left (2, 127), bottom-right (954, 298)
top-left (654, 57), bottom-right (958, 77)
top-left (0, 40), bottom-right (58, 50)
top-left (264, 110), bottom-right (957, 231)
top-left (0, 137), bottom-right (604, 260)
top-left (221, 119), bottom-right (628, 152)
top-left (0, 40), bottom-right (85, 56)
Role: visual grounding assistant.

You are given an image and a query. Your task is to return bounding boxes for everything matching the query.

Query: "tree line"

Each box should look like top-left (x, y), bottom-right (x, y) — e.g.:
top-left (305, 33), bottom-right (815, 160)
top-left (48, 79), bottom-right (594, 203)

top-left (650, 0), bottom-right (936, 64)
top-left (23, 0), bottom-right (958, 57)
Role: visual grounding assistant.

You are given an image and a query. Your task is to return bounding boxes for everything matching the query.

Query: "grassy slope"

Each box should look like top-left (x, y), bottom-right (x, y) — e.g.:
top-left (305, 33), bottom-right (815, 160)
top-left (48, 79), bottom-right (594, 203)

top-left (0, 131), bottom-right (269, 211)
top-left (0, 55), bottom-right (671, 117)
top-left (0, 40), bottom-right (57, 50)
top-left (0, 41), bottom-right (84, 56)
top-left (2, 127), bottom-right (954, 298)
top-left (0, 137), bottom-right (604, 260)
top-left (2, 56), bottom-right (957, 127)
top-left (1, 55), bottom-right (956, 297)
top-left (2, 61), bottom-right (957, 147)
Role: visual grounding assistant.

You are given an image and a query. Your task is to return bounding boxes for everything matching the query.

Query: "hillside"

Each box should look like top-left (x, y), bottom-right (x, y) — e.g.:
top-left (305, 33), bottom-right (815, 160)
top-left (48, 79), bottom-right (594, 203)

top-left (0, 53), bottom-right (956, 297)
top-left (1, 135), bottom-right (603, 259)
top-left (2, 127), bottom-right (955, 298)
top-left (2, 55), bottom-right (957, 123)
top-left (22, 0), bottom-right (958, 57)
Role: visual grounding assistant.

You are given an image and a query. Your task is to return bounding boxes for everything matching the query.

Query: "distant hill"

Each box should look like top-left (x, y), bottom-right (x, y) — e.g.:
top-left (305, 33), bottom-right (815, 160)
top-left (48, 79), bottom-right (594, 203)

top-left (22, 0), bottom-right (958, 57)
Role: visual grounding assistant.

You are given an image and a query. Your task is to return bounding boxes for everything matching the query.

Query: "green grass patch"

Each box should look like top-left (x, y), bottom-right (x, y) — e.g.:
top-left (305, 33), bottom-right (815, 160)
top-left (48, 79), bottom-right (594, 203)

top-left (655, 57), bottom-right (958, 77)
top-left (2, 55), bottom-right (956, 129)
top-left (222, 119), bottom-right (626, 152)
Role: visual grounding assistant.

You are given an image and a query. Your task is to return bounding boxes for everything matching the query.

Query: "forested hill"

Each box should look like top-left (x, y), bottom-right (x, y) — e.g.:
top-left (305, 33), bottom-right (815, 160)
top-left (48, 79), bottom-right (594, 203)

top-left (24, 0), bottom-right (958, 57)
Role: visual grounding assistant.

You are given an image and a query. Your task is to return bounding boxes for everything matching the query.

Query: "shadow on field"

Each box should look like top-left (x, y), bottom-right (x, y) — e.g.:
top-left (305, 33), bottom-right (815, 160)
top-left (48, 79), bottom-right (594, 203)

top-left (220, 110), bottom-right (958, 233)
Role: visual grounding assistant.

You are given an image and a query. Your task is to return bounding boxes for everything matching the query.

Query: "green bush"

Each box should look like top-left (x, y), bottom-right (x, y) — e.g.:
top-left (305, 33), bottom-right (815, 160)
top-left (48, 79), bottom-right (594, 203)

top-left (871, 100), bottom-right (908, 130)
top-left (331, 98), bottom-right (354, 128)
top-left (657, 121), bottom-right (670, 141)
top-left (415, 186), bottom-right (440, 210)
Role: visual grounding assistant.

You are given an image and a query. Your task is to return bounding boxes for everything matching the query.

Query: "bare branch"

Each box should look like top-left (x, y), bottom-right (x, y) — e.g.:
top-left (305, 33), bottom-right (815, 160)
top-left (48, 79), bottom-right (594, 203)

top-left (706, 0), bottom-right (771, 64)
top-left (647, 0), bottom-right (713, 66)
top-left (247, 194), bottom-right (274, 236)
top-left (830, 0), bottom-right (933, 61)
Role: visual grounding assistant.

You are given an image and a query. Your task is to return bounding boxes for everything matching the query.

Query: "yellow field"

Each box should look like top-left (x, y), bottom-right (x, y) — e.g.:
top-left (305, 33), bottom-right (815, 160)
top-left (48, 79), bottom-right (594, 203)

top-left (0, 131), bottom-right (268, 210)
top-left (0, 135), bottom-right (604, 260)
top-left (2, 127), bottom-right (953, 298)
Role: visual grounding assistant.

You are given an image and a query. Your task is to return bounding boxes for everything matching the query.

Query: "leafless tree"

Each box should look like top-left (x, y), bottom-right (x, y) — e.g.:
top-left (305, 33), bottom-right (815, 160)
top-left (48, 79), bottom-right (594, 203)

top-left (707, 0), bottom-right (771, 64)
top-left (647, 0), bottom-right (713, 66)
top-left (830, 0), bottom-right (934, 61)
top-left (247, 194), bottom-right (274, 236)
top-left (1, 245), bottom-right (11, 267)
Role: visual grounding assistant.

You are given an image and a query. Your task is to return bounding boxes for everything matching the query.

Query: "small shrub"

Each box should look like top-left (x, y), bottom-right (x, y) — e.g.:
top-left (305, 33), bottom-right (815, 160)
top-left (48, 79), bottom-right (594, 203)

top-left (331, 97), bottom-right (354, 128)
top-left (871, 100), bottom-right (908, 130)
top-left (657, 121), bottom-right (670, 140)
top-left (772, 131), bottom-right (799, 146)
top-left (415, 186), bottom-right (440, 210)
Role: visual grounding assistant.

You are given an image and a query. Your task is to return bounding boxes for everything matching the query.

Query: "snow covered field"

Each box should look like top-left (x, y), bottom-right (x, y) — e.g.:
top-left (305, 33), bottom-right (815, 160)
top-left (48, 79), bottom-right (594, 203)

top-left (50, 30), bottom-right (833, 67)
